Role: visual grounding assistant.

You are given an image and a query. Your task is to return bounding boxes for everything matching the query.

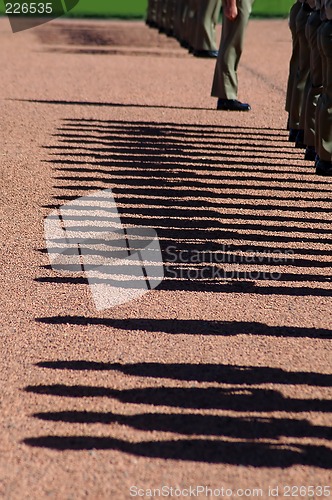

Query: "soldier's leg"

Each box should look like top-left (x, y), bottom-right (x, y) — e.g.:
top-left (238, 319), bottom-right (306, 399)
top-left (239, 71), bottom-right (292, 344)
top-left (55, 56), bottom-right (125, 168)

top-left (193, 0), bottom-right (221, 54)
top-left (146, 0), bottom-right (158, 27)
top-left (163, 0), bottom-right (174, 34)
top-left (178, 0), bottom-right (189, 44)
top-left (188, 0), bottom-right (199, 50)
top-left (285, 1), bottom-right (302, 121)
top-left (182, 0), bottom-right (195, 48)
top-left (314, 21), bottom-right (327, 161)
top-left (159, 0), bottom-right (169, 33)
top-left (173, 0), bottom-right (184, 40)
top-left (156, 0), bottom-right (164, 29)
top-left (297, 37), bottom-right (312, 148)
top-left (211, 0), bottom-right (253, 101)
top-left (289, 3), bottom-right (312, 138)
top-left (316, 20), bottom-right (332, 174)
top-left (303, 10), bottom-right (323, 159)
top-left (146, 0), bottom-right (151, 24)
top-left (165, 0), bottom-right (176, 36)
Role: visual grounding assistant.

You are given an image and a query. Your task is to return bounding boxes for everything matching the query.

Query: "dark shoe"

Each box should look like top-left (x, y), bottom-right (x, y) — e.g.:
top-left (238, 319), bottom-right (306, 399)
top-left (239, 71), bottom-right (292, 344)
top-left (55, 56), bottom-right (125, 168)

top-left (316, 159), bottom-right (332, 176)
top-left (304, 146), bottom-right (316, 161)
top-left (288, 128), bottom-right (298, 142)
top-left (180, 39), bottom-right (190, 49)
top-left (193, 49), bottom-right (218, 58)
top-left (145, 19), bottom-right (157, 28)
top-left (217, 98), bottom-right (251, 111)
top-left (295, 129), bottom-right (306, 148)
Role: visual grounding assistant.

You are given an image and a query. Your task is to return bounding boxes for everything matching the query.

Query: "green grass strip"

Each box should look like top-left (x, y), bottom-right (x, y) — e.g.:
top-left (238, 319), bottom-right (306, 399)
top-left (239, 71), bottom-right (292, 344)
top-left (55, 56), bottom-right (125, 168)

top-left (0, 0), bottom-right (295, 18)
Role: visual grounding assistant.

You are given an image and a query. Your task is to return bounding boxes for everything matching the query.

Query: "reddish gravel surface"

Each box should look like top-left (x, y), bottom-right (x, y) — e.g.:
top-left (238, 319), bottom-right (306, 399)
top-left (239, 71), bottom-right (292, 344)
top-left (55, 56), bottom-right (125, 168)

top-left (0, 17), bottom-right (331, 500)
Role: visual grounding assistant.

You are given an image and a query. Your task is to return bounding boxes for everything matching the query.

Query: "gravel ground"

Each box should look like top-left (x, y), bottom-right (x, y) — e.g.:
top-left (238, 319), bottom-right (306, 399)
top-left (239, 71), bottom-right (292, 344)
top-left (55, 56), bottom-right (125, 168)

top-left (0, 17), bottom-right (331, 500)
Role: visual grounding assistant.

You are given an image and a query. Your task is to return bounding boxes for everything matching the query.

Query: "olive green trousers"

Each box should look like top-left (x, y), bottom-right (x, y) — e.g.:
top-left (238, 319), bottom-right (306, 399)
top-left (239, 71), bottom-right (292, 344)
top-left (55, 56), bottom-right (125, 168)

top-left (316, 20), bottom-right (332, 161)
top-left (211, 0), bottom-right (254, 100)
top-left (285, 1), bottom-right (302, 114)
top-left (304, 10), bottom-right (323, 148)
top-left (193, 0), bottom-right (222, 51)
top-left (288, 3), bottom-right (311, 130)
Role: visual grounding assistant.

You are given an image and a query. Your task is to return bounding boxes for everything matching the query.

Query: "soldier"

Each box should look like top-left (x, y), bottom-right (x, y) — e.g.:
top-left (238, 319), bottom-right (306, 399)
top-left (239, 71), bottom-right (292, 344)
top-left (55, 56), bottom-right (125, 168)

top-left (211, 0), bottom-right (255, 111)
top-left (315, 0), bottom-right (332, 175)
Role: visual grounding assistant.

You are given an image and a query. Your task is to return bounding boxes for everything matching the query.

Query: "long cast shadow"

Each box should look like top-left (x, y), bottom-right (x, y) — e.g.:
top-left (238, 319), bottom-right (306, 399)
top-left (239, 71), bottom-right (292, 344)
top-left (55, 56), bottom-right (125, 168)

top-left (35, 360), bottom-right (332, 386)
top-left (24, 385), bottom-right (332, 413)
top-left (35, 317), bottom-right (332, 339)
top-left (33, 411), bottom-right (332, 440)
top-left (23, 436), bottom-right (332, 468)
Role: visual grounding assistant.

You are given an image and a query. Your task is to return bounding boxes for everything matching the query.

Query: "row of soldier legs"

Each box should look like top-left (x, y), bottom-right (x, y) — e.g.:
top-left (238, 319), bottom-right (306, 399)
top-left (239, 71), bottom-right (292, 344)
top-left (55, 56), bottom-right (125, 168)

top-left (286, 1), bottom-right (332, 176)
top-left (146, 0), bottom-right (222, 56)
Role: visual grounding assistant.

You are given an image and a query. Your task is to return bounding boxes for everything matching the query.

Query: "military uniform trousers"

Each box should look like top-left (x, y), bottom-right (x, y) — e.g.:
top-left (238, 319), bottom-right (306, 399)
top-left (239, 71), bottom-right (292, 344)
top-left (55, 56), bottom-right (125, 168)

top-left (182, 0), bottom-right (197, 47)
top-left (316, 20), bottom-right (332, 161)
top-left (193, 0), bottom-right (222, 51)
top-left (165, 0), bottom-right (176, 34)
top-left (147, 0), bottom-right (158, 25)
top-left (211, 0), bottom-right (254, 100)
top-left (173, 0), bottom-right (188, 41)
top-left (285, 1), bottom-right (302, 114)
top-left (304, 10), bottom-right (323, 147)
top-left (156, 0), bottom-right (167, 30)
top-left (289, 3), bottom-right (312, 130)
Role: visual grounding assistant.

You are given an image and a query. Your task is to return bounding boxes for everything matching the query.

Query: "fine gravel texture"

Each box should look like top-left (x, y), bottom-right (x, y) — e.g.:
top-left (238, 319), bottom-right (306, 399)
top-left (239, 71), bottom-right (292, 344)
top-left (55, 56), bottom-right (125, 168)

top-left (0, 17), bottom-right (331, 500)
